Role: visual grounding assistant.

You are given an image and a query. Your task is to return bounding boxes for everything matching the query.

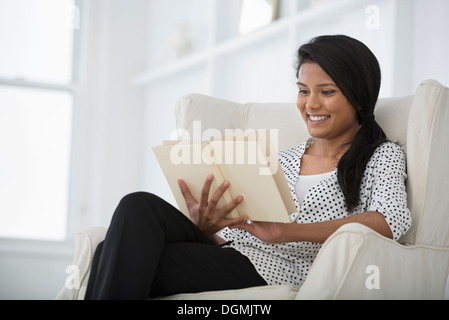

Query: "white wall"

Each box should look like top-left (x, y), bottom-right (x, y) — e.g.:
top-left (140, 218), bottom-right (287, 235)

top-left (0, 242), bottom-right (73, 299)
top-left (74, 0), bottom-right (147, 230)
top-left (411, 0), bottom-right (449, 90)
top-left (0, 0), bottom-right (147, 299)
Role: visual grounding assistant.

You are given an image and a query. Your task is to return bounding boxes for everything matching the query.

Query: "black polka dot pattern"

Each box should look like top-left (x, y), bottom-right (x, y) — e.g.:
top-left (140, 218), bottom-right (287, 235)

top-left (219, 139), bottom-right (412, 289)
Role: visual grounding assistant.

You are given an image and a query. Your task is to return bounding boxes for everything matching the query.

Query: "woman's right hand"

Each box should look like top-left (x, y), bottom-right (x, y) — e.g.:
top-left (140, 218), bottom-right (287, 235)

top-left (177, 174), bottom-right (247, 239)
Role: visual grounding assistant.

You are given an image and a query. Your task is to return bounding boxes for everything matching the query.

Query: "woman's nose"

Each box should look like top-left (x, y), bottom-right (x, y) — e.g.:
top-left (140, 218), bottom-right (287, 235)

top-left (305, 94), bottom-right (321, 109)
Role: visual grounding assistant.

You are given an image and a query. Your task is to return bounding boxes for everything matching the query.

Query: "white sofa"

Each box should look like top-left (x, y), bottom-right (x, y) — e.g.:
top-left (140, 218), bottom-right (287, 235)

top-left (57, 79), bottom-right (449, 300)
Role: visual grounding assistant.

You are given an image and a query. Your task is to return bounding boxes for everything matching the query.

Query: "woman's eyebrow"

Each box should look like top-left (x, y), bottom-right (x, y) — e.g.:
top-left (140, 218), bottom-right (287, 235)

top-left (296, 81), bottom-right (337, 87)
top-left (317, 83), bottom-right (337, 87)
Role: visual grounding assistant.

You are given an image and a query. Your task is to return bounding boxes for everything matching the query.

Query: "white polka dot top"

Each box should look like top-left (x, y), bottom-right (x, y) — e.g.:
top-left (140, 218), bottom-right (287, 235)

top-left (295, 170), bottom-right (336, 204)
top-left (219, 139), bottom-right (412, 289)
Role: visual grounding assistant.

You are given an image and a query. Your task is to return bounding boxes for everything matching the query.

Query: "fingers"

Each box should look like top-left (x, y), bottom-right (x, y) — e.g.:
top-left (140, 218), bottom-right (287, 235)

top-left (208, 179), bottom-right (230, 210)
top-left (229, 220), bottom-right (252, 232)
top-left (199, 174), bottom-right (214, 209)
top-left (178, 174), bottom-right (214, 208)
top-left (204, 177), bottom-right (244, 218)
top-left (177, 179), bottom-right (194, 205)
top-left (227, 216), bottom-right (249, 229)
top-left (220, 194), bottom-right (244, 216)
top-left (179, 174), bottom-right (244, 222)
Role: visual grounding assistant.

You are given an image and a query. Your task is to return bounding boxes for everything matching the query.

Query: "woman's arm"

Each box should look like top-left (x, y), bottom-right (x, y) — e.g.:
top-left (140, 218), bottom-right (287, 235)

top-left (232, 211), bottom-right (393, 244)
top-left (284, 211), bottom-right (392, 243)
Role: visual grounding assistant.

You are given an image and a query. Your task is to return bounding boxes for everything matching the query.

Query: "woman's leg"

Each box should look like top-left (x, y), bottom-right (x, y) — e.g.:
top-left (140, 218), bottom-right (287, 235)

top-left (85, 192), bottom-right (265, 299)
top-left (149, 242), bottom-right (266, 298)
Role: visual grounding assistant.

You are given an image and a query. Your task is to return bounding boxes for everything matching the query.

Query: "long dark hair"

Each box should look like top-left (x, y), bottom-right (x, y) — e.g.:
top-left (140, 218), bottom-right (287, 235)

top-left (295, 35), bottom-right (388, 211)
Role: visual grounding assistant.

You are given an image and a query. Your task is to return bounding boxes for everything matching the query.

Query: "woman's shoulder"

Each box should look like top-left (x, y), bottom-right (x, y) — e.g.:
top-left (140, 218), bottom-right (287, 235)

top-left (277, 140), bottom-right (308, 177)
top-left (278, 138), bottom-right (316, 156)
top-left (370, 141), bottom-right (407, 170)
top-left (278, 140), bottom-right (308, 158)
top-left (373, 141), bottom-right (406, 158)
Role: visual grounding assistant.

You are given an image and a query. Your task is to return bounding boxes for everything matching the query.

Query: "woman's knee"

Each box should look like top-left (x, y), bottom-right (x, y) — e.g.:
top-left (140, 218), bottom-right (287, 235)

top-left (119, 191), bottom-right (162, 207)
top-left (112, 191), bottom-right (190, 235)
top-left (112, 192), bottom-right (166, 223)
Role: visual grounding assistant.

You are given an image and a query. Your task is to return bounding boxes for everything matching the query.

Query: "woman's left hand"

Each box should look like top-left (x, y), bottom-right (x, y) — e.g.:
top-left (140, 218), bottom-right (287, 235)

top-left (231, 220), bottom-right (287, 243)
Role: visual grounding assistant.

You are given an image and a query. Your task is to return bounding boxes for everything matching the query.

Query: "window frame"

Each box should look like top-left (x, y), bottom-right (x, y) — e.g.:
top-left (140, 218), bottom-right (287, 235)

top-left (0, 0), bottom-right (85, 254)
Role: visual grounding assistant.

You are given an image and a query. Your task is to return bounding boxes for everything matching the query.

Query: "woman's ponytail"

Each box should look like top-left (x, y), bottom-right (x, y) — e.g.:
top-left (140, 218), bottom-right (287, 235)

top-left (337, 115), bottom-right (387, 210)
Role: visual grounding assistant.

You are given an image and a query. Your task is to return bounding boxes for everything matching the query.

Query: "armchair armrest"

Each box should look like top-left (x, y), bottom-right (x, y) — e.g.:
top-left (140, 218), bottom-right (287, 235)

top-left (55, 227), bottom-right (107, 300)
top-left (296, 223), bottom-right (449, 299)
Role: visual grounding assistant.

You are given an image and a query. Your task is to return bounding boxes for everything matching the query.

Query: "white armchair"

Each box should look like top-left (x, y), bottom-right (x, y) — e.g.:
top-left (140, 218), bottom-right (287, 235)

top-left (57, 79), bottom-right (449, 300)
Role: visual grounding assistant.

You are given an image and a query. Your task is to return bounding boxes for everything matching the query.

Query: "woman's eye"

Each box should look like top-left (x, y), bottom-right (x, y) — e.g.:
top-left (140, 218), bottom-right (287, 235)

top-left (322, 90), bottom-right (336, 96)
top-left (298, 89), bottom-right (308, 95)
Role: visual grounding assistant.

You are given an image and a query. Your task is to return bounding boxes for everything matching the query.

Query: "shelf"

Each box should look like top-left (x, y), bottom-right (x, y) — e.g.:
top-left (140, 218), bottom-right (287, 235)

top-left (133, 50), bottom-right (210, 85)
top-left (133, 0), bottom-right (373, 86)
top-left (133, 17), bottom-right (291, 86)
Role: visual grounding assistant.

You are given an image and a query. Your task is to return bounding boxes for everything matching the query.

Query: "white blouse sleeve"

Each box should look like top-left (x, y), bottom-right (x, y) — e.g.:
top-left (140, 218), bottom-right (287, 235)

top-left (366, 143), bottom-right (412, 240)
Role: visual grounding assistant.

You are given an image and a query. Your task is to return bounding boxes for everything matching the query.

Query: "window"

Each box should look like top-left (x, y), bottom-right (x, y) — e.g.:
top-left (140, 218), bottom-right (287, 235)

top-left (0, 0), bottom-right (76, 240)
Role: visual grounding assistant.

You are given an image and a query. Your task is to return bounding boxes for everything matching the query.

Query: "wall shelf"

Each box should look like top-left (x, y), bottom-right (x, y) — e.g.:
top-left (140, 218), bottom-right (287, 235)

top-left (133, 0), bottom-right (372, 86)
top-left (133, 50), bottom-right (209, 85)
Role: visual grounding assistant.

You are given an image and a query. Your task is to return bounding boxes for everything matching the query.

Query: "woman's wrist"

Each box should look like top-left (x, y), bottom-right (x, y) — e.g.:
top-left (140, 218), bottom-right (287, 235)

top-left (279, 223), bottom-right (303, 243)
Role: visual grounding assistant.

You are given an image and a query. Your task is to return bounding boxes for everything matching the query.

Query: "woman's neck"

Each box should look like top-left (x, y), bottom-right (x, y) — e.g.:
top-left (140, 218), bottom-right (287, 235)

top-left (308, 139), bottom-right (349, 159)
top-left (306, 125), bottom-right (359, 159)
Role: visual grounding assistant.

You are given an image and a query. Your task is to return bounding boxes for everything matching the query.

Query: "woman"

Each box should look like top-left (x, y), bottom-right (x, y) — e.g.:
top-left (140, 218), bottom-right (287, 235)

top-left (85, 35), bottom-right (411, 299)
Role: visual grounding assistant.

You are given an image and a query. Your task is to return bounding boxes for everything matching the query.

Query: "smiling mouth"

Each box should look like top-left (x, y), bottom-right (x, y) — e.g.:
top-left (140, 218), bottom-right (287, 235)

top-left (309, 115), bottom-right (331, 121)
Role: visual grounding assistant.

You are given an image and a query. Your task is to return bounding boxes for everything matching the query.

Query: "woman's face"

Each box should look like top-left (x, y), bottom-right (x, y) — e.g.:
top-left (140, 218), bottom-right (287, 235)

top-left (296, 62), bottom-right (359, 143)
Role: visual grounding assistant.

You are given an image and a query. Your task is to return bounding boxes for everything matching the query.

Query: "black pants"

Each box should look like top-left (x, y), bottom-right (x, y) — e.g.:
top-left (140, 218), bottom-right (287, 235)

top-left (84, 192), bottom-right (266, 300)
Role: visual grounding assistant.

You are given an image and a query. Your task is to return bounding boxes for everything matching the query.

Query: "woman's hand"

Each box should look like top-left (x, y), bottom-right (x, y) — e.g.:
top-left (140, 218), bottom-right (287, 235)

top-left (230, 221), bottom-right (287, 243)
top-left (177, 174), bottom-right (247, 239)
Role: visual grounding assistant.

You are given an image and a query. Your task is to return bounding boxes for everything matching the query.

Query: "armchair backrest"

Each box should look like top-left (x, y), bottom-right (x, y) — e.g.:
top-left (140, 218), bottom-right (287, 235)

top-left (403, 80), bottom-right (449, 247)
top-left (175, 79), bottom-right (449, 247)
